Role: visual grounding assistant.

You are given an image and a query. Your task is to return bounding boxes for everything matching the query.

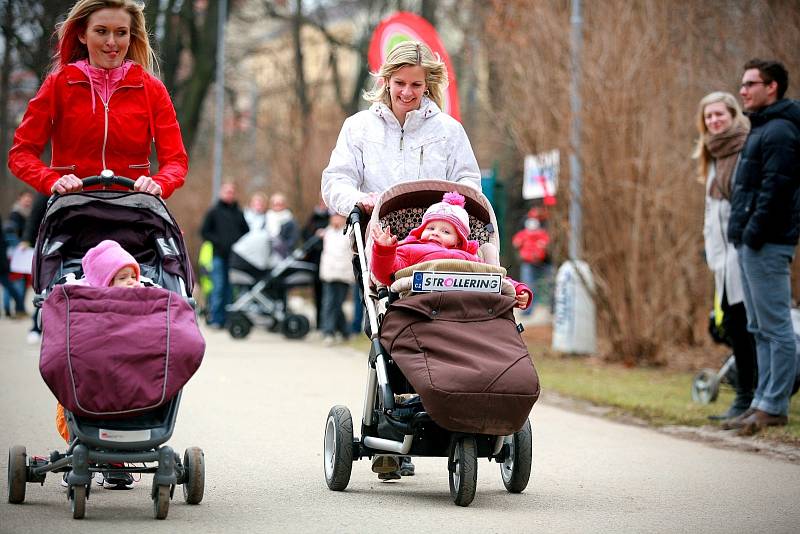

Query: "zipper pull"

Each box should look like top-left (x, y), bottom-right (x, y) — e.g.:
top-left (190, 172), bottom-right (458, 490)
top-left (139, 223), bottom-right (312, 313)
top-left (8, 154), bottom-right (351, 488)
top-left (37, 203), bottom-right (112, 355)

top-left (400, 128), bottom-right (404, 151)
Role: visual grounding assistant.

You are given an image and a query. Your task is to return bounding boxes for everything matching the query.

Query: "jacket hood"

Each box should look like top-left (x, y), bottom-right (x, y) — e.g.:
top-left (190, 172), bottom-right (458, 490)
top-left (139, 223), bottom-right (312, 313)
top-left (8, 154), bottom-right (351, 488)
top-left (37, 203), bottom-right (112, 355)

top-left (748, 99), bottom-right (800, 129)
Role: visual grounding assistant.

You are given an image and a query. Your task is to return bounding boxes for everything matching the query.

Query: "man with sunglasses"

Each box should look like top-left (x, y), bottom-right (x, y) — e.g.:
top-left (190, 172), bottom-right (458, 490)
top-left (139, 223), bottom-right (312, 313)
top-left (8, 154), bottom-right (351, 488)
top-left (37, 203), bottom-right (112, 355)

top-left (725, 59), bottom-right (800, 435)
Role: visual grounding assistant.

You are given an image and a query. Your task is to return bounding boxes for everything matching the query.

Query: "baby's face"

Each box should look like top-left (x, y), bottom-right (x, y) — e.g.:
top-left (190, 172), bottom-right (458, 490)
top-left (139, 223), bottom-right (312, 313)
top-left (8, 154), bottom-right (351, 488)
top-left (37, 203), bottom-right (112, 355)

top-left (111, 266), bottom-right (138, 288)
top-left (420, 220), bottom-right (459, 248)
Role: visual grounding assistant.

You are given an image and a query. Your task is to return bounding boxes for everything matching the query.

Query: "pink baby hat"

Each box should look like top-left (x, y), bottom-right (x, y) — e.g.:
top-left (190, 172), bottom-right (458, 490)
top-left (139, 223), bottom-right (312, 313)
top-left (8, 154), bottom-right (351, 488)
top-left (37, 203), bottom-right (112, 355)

top-left (81, 240), bottom-right (140, 287)
top-left (408, 191), bottom-right (478, 253)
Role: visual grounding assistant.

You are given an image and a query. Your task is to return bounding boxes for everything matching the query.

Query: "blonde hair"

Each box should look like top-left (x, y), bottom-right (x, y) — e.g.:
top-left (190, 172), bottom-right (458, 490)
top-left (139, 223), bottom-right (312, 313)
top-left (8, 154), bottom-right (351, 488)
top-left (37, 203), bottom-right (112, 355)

top-left (52, 0), bottom-right (157, 74)
top-left (363, 40), bottom-right (448, 111)
top-left (691, 91), bottom-right (749, 181)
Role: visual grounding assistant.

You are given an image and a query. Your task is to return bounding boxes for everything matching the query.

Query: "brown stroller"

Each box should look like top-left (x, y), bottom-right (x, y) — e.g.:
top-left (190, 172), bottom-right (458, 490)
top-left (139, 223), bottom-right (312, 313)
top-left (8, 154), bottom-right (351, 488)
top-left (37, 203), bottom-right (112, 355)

top-left (322, 180), bottom-right (540, 507)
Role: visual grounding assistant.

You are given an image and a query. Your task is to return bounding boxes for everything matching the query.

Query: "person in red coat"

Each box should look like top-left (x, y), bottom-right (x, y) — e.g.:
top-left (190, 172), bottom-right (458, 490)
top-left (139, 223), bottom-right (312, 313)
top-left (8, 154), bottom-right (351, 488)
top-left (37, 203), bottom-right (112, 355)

top-left (8, 0), bottom-right (188, 199)
top-left (512, 212), bottom-right (552, 314)
top-left (371, 191), bottom-right (532, 309)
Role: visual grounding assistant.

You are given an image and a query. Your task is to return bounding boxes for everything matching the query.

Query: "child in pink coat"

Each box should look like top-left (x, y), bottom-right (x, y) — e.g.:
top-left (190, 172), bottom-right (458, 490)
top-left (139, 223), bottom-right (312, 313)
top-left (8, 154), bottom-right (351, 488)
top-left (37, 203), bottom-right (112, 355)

top-left (370, 192), bottom-right (532, 309)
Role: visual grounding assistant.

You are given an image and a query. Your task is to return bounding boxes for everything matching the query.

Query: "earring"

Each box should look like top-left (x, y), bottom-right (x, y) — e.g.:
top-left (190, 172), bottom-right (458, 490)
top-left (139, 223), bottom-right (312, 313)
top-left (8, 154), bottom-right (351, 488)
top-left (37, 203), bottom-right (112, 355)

top-left (424, 89), bottom-right (430, 97)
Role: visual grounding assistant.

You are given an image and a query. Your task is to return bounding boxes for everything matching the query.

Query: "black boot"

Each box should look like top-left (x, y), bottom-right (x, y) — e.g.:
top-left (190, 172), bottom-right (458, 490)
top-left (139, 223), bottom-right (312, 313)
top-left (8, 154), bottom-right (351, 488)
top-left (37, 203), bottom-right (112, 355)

top-left (708, 392), bottom-right (753, 421)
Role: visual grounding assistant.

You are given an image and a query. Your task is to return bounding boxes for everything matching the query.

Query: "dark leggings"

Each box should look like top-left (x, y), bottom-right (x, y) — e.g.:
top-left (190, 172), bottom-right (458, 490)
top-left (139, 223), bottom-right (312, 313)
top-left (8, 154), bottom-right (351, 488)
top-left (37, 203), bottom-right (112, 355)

top-left (721, 293), bottom-right (757, 394)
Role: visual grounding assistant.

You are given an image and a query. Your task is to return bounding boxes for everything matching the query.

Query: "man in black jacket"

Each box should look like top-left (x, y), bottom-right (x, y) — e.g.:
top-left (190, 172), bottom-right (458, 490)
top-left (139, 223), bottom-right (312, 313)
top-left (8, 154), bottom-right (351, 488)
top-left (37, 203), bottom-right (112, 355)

top-left (725, 59), bottom-right (800, 435)
top-left (201, 182), bottom-right (249, 328)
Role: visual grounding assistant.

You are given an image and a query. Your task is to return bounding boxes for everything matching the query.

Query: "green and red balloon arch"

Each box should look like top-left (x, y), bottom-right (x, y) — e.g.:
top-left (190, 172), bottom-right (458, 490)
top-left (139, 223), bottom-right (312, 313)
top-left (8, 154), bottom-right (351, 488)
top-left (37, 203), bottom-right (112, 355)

top-left (368, 12), bottom-right (460, 121)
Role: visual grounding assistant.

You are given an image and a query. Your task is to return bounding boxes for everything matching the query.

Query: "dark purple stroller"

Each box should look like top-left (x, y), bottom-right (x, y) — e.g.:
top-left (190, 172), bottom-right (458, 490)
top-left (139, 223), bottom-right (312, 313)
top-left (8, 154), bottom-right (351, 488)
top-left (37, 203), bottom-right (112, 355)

top-left (6, 174), bottom-right (206, 520)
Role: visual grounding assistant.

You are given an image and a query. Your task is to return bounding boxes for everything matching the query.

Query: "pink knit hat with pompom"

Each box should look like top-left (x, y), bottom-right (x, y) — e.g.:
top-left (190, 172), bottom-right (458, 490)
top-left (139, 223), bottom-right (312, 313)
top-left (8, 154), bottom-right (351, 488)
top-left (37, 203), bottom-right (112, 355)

top-left (81, 240), bottom-right (140, 287)
top-left (407, 191), bottom-right (478, 252)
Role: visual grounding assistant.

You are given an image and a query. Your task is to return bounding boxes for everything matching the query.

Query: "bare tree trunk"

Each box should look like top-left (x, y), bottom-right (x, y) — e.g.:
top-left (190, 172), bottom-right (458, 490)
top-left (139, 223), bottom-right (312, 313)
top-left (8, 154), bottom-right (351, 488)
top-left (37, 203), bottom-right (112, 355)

top-left (291, 0), bottom-right (311, 208)
top-left (1, 0), bottom-right (14, 186)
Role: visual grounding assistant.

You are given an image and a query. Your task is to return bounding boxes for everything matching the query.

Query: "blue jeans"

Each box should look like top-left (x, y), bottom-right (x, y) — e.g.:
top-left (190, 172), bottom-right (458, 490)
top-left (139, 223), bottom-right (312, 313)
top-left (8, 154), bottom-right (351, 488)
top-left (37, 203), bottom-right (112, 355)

top-left (209, 255), bottom-right (232, 326)
top-left (351, 282), bottom-right (364, 334)
top-left (321, 281), bottom-right (350, 337)
top-left (1, 275), bottom-right (25, 315)
top-left (738, 243), bottom-right (797, 416)
top-left (519, 262), bottom-right (553, 313)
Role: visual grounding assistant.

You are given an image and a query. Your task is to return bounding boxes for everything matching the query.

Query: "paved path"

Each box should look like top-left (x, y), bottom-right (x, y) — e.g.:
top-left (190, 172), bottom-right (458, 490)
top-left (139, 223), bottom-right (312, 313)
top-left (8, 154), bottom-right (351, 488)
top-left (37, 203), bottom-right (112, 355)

top-left (1, 319), bottom-right (799, 533)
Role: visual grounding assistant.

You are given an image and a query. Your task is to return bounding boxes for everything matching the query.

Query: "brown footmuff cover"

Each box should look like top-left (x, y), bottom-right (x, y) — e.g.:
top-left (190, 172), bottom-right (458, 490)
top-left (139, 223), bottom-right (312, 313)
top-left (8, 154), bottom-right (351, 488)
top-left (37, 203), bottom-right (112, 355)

top-left (379, 291), bottom-right (539, 435)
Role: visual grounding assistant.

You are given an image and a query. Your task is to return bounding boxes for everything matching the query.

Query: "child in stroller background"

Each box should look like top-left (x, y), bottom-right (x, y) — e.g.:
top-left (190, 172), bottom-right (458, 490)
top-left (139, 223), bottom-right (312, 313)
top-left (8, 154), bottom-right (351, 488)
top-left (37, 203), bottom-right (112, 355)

top-left (7, 175), bottom-right (206, 520)
top-left (323, 180), bottom-right (540, 507)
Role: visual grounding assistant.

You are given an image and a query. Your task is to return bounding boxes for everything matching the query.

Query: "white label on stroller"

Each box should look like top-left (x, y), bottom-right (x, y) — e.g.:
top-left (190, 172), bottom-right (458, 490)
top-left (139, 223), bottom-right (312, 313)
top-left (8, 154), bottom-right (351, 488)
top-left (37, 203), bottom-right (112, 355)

top-left (412, 271), bottom-right (502, 293)
top-left (98, 429), bottom-right (152, 442)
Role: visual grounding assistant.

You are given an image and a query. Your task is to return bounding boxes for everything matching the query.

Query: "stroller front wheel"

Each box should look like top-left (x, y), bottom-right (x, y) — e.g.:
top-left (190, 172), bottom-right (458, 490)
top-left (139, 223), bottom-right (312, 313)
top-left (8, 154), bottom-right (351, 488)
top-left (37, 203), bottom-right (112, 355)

top-left (182, 447), bottom-right (205, 504)
top-left (70, 484), bottom-right (87, 519)
top-left (691, 368), bottom-right (721, 404)
top-left (7, 445), bottom-right (27, 504)
top-left (449, 436), bottom-right (478, 507)
top-left (500, 418), bottom-right (532, 493)
top-left (282, 314), bottom-right (310, 340)
top-left (323, 405), bottom-right (354, 491)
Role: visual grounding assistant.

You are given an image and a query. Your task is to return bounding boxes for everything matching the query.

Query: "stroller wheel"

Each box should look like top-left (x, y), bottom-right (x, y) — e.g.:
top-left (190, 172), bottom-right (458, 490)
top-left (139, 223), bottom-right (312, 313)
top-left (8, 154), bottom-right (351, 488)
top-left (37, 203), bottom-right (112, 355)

top-left (500, 419), bottom-right (532, 493)
top-left (323, 405), bottom-right (354, 491)
top-left (282, 314), bottom-right (310, 340)
top-left (227, 313), bottom-right (252, 339)
top-left (70, 484), bottom-right (87, 519)
top-left (7, 445), bottom-right (27, 504)
top-left (182, 447), bottom-right (205, 504)
top-left (448, 436), bottom-right (478, 507)
top-left (153, 485), bottom-right (170, 520)
top-left (691, 368), bottom-right (720, 404)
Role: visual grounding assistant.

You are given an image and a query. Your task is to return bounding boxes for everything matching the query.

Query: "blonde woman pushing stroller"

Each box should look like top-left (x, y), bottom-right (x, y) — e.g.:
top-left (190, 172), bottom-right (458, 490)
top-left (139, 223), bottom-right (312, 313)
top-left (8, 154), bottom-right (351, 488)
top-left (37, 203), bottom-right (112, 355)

top-left (322, 40), bottom-right (482, 479)
top-left (321, 40), bottom-right (480, 218)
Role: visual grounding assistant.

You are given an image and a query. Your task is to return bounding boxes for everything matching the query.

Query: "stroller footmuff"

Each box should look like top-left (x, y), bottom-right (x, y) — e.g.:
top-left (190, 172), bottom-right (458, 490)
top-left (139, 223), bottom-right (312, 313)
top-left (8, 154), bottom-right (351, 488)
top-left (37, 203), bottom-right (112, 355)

top-left (380, 291), bottom-right (539, 436)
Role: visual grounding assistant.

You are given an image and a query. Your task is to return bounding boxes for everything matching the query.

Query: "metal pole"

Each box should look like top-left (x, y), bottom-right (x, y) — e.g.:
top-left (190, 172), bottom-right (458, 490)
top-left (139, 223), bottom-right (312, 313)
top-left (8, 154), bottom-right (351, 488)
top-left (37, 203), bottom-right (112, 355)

top-left (568, 0), bottom-right (583, 260)
top-left (211, 0), bottom-right (228, 202)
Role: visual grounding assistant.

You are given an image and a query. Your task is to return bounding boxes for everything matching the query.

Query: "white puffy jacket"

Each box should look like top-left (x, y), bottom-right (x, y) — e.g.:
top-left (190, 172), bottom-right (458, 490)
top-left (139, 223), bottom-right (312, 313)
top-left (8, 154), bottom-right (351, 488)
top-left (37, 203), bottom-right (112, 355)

top-left (321, 98), bottom-right (481, 215)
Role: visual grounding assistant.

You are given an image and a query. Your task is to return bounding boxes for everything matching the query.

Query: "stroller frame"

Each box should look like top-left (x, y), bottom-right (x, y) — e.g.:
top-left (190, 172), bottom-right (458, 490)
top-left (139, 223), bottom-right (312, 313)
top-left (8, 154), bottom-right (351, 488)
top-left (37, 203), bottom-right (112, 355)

top-left (323, 180), bottom-right (533, 507)
top-left (7, 176), bottom-right (205, 520)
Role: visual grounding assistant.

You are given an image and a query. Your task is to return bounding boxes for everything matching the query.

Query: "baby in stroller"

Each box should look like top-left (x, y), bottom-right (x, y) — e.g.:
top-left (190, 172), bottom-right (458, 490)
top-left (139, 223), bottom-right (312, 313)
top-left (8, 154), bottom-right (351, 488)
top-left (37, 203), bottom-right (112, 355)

top-left (7, 178), bottom-right (206, 519)
top-left (323, 180), bottom-right (540, 507)
top-left (371, 191), bottom-right (532, 310)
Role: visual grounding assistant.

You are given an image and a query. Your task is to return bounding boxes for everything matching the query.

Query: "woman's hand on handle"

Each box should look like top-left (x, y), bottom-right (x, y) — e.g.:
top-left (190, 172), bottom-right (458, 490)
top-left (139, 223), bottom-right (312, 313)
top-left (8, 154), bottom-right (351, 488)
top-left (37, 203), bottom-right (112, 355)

top-left (50, 174), bottom-right (83, 195)
top-left (134, 175), bottom-right (162, 196)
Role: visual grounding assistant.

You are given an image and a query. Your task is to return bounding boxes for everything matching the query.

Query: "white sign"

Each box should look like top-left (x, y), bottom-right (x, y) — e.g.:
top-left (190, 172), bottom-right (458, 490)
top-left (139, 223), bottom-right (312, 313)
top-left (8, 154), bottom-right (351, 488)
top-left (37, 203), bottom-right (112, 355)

top-left (9, 245), bottom-right (33, 274)
top-left (99, 428), bottom-right (152, 442)
top-left (412, 271), bottom-right (502, 293)
top-left (523, 149), bottom-right (559, 200)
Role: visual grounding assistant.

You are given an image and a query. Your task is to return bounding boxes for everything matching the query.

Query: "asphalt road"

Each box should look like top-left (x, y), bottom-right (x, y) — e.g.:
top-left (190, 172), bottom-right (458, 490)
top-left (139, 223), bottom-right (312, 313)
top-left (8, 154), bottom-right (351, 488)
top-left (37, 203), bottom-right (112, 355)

top-left (1, 318), bottom-right (799, 533)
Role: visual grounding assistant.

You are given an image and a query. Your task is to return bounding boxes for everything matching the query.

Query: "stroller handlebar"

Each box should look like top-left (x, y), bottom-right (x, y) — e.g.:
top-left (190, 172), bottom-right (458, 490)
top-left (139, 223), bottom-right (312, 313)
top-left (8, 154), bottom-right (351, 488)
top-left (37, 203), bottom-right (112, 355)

top-left (80, 172), bottom-right (137, 191)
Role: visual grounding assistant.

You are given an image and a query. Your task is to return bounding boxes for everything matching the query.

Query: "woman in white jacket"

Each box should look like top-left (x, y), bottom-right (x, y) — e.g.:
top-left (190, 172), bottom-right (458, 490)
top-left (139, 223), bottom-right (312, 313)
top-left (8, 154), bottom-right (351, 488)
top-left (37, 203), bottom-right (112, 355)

top-left (321, 40), bottom-right (481, 216)
top-left (695, 91), bottom-right (756, 422)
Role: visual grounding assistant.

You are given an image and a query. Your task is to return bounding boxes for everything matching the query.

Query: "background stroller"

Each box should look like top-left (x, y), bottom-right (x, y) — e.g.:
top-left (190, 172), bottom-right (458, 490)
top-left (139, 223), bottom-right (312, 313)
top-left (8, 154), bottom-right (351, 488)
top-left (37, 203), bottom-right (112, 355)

top-left (6, 174), bottom-right (206, 520)
top-left (226, 231), bottom-right (320, 340)
top-left (323, 180), bottom-right (539, 507)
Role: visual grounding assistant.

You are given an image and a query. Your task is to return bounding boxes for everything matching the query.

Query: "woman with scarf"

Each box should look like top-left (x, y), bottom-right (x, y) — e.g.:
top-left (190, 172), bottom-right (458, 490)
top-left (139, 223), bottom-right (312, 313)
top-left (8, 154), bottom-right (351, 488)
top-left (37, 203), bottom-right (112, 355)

top-left (694, 91), bottom-right (756, 422)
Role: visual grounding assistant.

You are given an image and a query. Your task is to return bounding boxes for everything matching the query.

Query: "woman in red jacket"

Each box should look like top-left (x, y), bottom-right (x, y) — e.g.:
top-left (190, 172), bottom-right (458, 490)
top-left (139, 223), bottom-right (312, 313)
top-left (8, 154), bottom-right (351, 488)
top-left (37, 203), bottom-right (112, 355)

top-left (8, 0), bottom-right (188, 198)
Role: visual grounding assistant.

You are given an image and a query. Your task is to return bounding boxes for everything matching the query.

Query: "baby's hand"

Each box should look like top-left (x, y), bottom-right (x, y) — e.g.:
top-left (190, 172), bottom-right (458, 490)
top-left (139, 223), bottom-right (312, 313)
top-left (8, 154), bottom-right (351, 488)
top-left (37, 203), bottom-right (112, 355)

top-left (515, 292), bottom-right (530, 309)
top-left (371, 224), bottom-right (397, 247)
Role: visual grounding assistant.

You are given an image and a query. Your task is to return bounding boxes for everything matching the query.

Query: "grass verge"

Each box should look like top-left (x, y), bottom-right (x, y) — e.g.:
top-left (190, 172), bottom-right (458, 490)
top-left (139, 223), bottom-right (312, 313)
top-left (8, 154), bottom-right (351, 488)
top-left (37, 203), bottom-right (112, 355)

top-left (532, 345), bottom-right (800, 445)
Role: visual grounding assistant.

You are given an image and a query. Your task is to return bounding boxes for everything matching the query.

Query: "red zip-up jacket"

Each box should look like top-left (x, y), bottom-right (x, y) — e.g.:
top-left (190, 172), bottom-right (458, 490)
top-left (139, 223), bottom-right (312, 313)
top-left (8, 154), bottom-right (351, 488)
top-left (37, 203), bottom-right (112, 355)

top-left (8, 63), bottom-right (188, 199)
